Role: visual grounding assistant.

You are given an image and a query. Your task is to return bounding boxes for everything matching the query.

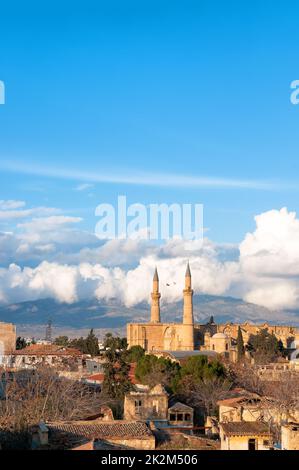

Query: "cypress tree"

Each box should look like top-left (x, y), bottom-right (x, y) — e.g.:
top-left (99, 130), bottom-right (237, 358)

top-left (237, 326), bottom-right (245, 359)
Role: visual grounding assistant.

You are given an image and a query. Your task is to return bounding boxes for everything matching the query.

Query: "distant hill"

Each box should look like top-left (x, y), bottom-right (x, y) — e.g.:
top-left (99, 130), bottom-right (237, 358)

top-left (0, 295), bottom-right (298, 339)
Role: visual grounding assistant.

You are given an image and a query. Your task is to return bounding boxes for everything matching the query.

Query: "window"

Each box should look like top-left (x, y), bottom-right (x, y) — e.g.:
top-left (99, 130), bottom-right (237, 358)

top-left (134, 400), bottom-right (142, 413)
top-left (263, 440), bottom-right (269, 446)
top-left (184, 413), bottom-right (191, 421)
top-left (177, 413), bottom-right (183, 421)
top-left (169, 413), bottom-right (176, 421)
top-left (225, 343), bottom-right (228, 351)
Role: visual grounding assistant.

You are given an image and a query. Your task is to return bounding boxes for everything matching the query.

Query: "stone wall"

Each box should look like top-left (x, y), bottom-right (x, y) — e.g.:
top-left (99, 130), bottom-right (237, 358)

top-left (217, 322), bottom-right (298, 348)
top-left (127, 320), bottom-right (299, 353)
top-left (281, 423), bottom-right (299, 450)
top-left (220, 434), bottom-right (271, 450)
top-left (107, 436), bottom-right (155, 450)
top-left (0, 322), bottom-right (16, 354)
top-left (127, 322), bottom-right (194, 352)
top-left (124, 385), bottom-right (168, 421)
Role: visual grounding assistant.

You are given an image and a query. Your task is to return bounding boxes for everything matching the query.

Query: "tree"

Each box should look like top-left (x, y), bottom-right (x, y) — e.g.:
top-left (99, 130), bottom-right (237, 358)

top-left (248, 329), bottom-right (281, 363)
top-left (68, 330), bottom-right (100, 356)
top-left (179, 355), bottom-right (226, 383)
top-left (101, 334), bottom-right (132, 402)
top-left (174, 356), bottom-right (230, 419)
top-left (54, 336), bottom-right (69, 347)
top-left (16, 337), bottom-right (27, 350)
top-left (135, 354), bottom-right (180, 391)
top-left (229, 361), bottom-right (264, 395)
top-left (85, 329), bottom-right (100, 356)
top-left (0, 367), bottom-right (105, 448)
top-left (69, 336), bottom-right (85, 353)
top-left (261, 372), bottom-right (299, 423)
top-left (237, 326), bottom-right (245, 360)
top-left (185, 376), bottom-right (232, 418)
top-left (125, 345), bottom-right (145, 363)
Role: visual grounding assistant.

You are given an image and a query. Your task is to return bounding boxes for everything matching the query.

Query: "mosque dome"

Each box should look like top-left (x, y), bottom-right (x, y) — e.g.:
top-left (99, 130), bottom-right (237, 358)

top-left (212, 332), bottom-right (228, 339)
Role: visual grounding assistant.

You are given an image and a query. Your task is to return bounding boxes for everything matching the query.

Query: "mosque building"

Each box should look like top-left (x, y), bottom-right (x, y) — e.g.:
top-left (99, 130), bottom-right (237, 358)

top-left (127, 264), bottom-right (299, 360)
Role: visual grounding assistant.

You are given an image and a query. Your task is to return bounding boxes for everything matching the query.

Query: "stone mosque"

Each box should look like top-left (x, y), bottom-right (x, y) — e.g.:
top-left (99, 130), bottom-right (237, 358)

top-left (127, 264), bottom-right (299, 358)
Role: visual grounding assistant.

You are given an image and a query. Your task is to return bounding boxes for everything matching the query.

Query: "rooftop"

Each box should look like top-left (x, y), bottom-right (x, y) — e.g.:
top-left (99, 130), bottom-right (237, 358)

top-left (158, 350), bottom-right (218, 360)
top-left (168, 402), bottom-right (193, 412)
top-left (12, 344), bottom-right (82, 356)
top-left (220, 421), bottom-right (271, 436)
top-left (47, 420), bottom-right (153, 440)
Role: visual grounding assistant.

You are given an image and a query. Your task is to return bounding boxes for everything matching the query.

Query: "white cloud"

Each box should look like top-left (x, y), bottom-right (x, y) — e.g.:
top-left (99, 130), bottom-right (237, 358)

top-left (0, 159), bottom-right (277, 190)
top-left (17, 215), bottom-right (82, 234)
top-left (0, 200), bottom-right (26, 210)
top-left (0, 206), bottom-right (298, 313)
top-left (75, 183), bottom-right (94, 191)
top-left (239, 207), bottom-right (299, 309)
top-left (0, 205), bottom-right (60, 220)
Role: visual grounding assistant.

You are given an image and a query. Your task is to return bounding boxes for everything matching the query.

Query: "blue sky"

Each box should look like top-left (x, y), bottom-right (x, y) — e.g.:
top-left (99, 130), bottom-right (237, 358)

top-left (0, 0), bottom-right (299, 243)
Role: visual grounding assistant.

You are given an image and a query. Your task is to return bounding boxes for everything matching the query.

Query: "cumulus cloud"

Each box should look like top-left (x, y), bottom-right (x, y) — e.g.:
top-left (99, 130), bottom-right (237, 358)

top-left (0, 200), bottom-right (60, 220)
top-left (239, 207), bottom-right (299, 309)
top-left (0, 200), bottom-right (26, 210)
top-left (0, 206), bottom-right (298, 313)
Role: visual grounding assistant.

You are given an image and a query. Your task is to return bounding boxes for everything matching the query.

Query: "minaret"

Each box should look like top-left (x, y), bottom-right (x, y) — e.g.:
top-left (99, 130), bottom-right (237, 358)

top-left (183, 262), bottom-right (194, 325)
top-left (182, 262), bottom-right (194, 350)
top-left (150, 267), bottom-right (161, 323)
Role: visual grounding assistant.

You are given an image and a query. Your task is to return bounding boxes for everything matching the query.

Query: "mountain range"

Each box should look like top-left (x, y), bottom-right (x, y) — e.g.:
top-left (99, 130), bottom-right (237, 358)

top-left (0, 295), bottom-right (298, 340)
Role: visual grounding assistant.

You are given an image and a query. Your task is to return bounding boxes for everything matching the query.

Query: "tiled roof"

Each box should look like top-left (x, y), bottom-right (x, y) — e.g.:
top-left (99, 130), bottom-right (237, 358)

top-left (85, 363), bottom-right (137, 384)
top-left (85, 373), bottom-right (104, 382)
top-left (217, 388), bottom-right (261, 407)
top-left (47, 420), bottom-right (153, 440)
top-left (220, 421), bottom-right (271, 436)
top-left (12, 344), bottom-right (82, 356)
top-left (217, 396), bottom-right (250, 407)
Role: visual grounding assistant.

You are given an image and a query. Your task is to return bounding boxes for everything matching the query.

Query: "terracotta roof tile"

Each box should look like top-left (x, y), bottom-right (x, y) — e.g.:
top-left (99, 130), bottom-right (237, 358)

top-left (220, 421), bottom-right (271, 436)
top-left (12, 344), bottom-right (82, 356)
top-left (47, 420), bottom-right (153, 440)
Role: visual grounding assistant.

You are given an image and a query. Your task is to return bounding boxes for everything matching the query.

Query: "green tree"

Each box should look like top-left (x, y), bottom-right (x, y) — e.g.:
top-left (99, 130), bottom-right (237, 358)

top-left (85, 329), bottom-right (100, 356)
top-left (101, 334), bottom-right (132, 402)
top-left (248, 329), bottom-right (280, 363)
top-left (16, 337), bottom-right (27, 350)
top-left (68, 330), bottom-right (100, 356)
top-left (125, 345), bottom-right (145, 363)
top-left (54, 336), bottom-right (69, 347)
top-left (175, 356), bottom-right (230, 418)
top-left (179, 355), bottom-right (226, 383)
top-left (135, 354), bottom-right (180, 391)
top-left (237, 326), bottom-right (245, 359)
top-left (69, 337), bottom-right (86, 353)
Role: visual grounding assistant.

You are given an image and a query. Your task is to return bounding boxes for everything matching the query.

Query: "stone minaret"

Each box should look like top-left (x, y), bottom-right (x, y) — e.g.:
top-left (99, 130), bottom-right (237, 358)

top-left (182, 262), bottom-right (194, 350)
top-left (150, 267), bottom-right (161, 323)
